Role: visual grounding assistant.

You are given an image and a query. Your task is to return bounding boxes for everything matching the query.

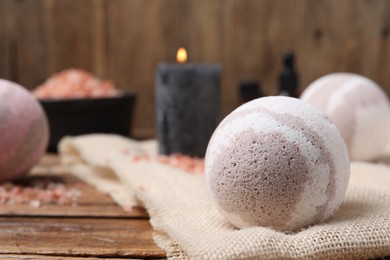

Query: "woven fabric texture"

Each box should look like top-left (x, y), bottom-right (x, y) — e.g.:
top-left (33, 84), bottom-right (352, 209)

top-left (59, 134), bottom-right (390, 259)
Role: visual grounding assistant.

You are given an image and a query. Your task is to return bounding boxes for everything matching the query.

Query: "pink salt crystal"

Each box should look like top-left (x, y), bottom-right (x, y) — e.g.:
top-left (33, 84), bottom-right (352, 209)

top-left (29, 199), bottom-right (41, 208)
top-left (105, 158), bottom-right (112, 165)
top-left (33, 69), bottom-right (120, 99)
top-left (137, 185), bottom-right (146, 192)
top-left (0, 179), bottom-right (81, 207)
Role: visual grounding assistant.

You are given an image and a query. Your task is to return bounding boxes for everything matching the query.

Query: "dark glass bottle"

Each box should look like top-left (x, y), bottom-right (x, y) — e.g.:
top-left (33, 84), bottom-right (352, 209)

top-left (239, 80), bottom-right (262, 104)
top-left (279, 50), bottom-right (298, 98)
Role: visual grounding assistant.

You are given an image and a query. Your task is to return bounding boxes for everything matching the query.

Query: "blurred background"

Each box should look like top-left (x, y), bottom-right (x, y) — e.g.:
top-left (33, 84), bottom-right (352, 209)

top-left (1, 0), bottom-right (389, 139)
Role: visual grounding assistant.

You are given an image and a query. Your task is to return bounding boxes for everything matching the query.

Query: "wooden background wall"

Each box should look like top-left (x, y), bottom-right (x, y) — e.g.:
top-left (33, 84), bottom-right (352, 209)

top-left (1, 0), bottom-right (389, 138)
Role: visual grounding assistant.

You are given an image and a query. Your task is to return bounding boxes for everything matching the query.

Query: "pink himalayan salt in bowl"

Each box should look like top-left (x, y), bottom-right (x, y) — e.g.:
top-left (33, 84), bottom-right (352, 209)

top-left (34, 69), bottom-right (136, 152)
top-left (33, 69), bottom-right (120, 99)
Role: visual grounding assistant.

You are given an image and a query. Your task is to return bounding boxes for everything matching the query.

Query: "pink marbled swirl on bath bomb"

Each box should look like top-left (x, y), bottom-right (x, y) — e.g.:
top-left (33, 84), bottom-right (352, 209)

top-left (205, 96), bottom-right (350, 232)
top-left (0, 79), bottom-right (49, 182)
top-left (301, 73), bottom-right (390, 161)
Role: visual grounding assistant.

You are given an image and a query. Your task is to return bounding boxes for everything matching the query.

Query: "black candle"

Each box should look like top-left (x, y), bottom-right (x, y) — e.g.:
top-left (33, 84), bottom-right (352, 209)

top-left (155, 49), bottom-right (221, 157)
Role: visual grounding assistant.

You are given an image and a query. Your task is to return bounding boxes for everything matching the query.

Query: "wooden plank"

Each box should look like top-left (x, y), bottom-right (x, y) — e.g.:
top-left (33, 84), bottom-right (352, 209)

top-left (378, 0), bottom-right (390, 89)
top-left (105, 0), bottom-right (166, 138)
top-left (298, 0), bottom-right (339, 88)
top-left (0, 217), bottom-right (165, 259)
top-left (0, 0), bottom-right (17, 82)
top-left (0, 203), bottom-right (147, 219)
top-left (222, 0), bottom-right (279, 108)
top-left (0, 255), bottom-right (134, 260)
top-left (43, 0), bottom-right (106, 79)
top-left (186, 0), bottom-right (223, 63)
top-left (12, 0), bottom-right (48, 89)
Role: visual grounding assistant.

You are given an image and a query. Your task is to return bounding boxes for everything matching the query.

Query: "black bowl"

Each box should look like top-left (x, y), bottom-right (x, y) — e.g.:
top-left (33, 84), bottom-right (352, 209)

top-left (40, 92), bottom-right (136, 152)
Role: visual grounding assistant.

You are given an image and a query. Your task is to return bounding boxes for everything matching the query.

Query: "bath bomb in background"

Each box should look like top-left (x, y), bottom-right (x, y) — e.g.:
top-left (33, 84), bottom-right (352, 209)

top-left (300, 73), bottom-right (390, 161)
top-left (0, 79), bottom-right (49, 182)
top-left (205, 96), bottom-right (350, 232)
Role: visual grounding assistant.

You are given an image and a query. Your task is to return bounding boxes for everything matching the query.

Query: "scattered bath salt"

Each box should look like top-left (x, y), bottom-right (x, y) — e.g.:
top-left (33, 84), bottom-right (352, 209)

top-left (129, 153), bottom-right (205, 175)
top-left (137, 185), bottom-right (146, 192)
top-left (29, 199), bottom-right (41, 208)
top-left (157, 155), bottom-right (170, 164)
top-left (105, 158), bottom-right (112, 165)
top-left (33, 69), bottom-right (121, 99)
top-left (158, 153), bottom-right (205, 175)
top-left (131, 154), bottom-right (151, 162)
top-left (123, 206), bottom-right (135, 212)
top-left (0, 179), bottom-right (81, 207)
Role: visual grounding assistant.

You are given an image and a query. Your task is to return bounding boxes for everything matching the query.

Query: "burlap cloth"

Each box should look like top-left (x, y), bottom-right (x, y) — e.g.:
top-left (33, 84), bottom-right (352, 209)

top-left (59, 134), bottom-right (390, 259)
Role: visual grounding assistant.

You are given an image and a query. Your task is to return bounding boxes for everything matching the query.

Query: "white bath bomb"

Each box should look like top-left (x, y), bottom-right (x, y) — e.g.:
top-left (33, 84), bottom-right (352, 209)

top-left (300, 73), bottom-right (390, 161)
top-left (205, 96), bottom-right (350, 232)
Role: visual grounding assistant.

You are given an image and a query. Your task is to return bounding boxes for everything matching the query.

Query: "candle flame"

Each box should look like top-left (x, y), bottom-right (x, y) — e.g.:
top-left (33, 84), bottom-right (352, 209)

top-left (176, 47), bottom-right (188, 63)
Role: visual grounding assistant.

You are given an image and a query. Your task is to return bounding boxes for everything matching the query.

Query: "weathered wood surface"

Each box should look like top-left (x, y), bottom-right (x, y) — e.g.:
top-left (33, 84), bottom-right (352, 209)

top-left (0, 0), bottom-right (389, 138)
top-left (0, 217), bottom-right (164, 259)
top-left (0, 155), bottom-right (165, 259)
top-left (0, 256), bottom-right (132, 260)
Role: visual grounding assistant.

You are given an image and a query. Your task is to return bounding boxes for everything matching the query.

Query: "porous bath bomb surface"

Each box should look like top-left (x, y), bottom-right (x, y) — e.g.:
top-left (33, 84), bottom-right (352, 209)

top-left (301, 73), bottom-right (390, 161)
top-left (205, 96), bottom-right (350, 232)
top-left (0, 79), bottom-right (49, 182)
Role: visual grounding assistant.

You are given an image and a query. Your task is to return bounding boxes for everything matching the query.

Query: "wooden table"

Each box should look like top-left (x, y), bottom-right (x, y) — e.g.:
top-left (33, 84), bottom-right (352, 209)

top-left (0, 155), bottom-right (166, 259)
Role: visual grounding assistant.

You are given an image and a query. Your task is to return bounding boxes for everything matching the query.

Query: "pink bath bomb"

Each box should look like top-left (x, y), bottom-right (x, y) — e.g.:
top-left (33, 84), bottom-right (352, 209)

top-left (0, 79), bottom-right (49, 182)
top-left (301, 73), bottom-right (390, 161)
top-left (205, 96), bottom-right (350, 231)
